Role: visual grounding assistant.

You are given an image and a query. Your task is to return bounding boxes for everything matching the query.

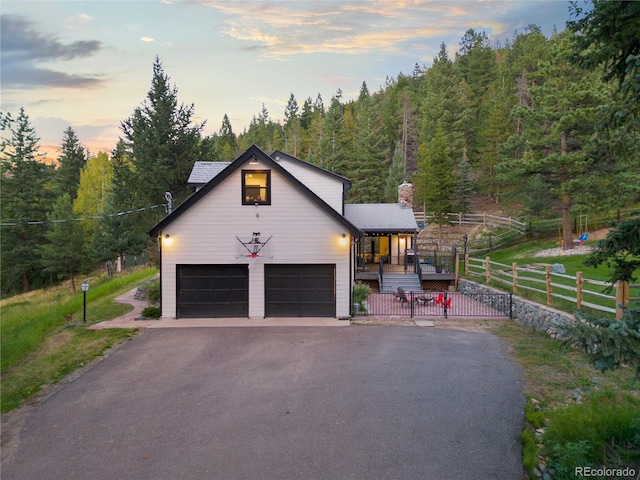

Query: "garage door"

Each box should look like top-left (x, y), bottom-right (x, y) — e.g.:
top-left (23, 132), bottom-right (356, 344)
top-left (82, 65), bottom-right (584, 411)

top-left (177, 265), bottom-right (248, 318)
top-left (265, 264), bottom-right (335, 317)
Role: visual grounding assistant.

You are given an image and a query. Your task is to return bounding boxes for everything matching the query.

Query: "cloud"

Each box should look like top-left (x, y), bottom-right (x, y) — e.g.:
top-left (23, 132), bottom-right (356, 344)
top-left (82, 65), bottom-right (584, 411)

top-left (0, 14), bottom-right (103, 89)
top-left (199, 1), bottom-right (477, 60)
top-left (140, 36), bottom-right (156, 43)
top-left (198, 0), bottom-right (564, 61)
top-left (65, 13), bottom-right (93, 30)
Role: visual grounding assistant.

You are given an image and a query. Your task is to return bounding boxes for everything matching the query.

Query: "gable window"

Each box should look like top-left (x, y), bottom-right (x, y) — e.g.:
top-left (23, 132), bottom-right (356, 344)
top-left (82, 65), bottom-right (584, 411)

top-left (242, 170), bottom-right (271, 205)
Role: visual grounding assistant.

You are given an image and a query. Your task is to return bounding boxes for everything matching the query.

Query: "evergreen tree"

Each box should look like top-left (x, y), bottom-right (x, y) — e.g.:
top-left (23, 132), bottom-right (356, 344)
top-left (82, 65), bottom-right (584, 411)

top-left (0, 108), bottom-right (53, 293)
top-left (53, 127), bottom-right (87, 200)
top-left (90, 190), bottom-right (148, 275)
top-left (453, 152), bottom-right (474, 213)
top-left (218, 114), bottom-right (237, 161)
top-left (317, 94), bottom-right (347, 171)
top-left (284, 93), bottom-right (301, 156)
top-left (347, 88), bottom-right (388, 203)
top-left (39, 194), bottom-right (86, 293)
top-left (498, 32), bottom-right (610, 249)
top-left (568, 0), bottom-right (640, 118)
top-left (120, 57), bottom-right (204, 211)
top-left (384, 142), bottom-right (407, 203)
top-left (414, 129), bottom-right (455, 226)
top-left (417, 43), bottom-right (471, 163)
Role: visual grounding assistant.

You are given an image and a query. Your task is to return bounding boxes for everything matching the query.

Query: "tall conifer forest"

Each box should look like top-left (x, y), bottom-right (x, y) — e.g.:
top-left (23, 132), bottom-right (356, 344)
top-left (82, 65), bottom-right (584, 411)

top-left (1, 5), bottom-right (639, 295)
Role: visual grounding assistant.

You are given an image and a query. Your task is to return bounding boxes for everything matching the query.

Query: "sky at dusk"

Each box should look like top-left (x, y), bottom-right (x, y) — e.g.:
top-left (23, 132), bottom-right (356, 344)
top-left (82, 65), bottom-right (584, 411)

top-left (1, 0), bottom-right (577, 160)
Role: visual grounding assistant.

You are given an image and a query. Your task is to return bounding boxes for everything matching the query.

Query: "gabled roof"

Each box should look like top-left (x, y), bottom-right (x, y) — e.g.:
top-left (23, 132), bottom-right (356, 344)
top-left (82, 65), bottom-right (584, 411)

top-left (149, 145), bottom-right (361, 237)
top-left (344, 204), bottom-right (418, 233)
top-left (270, 150), bottom-right (352, 194)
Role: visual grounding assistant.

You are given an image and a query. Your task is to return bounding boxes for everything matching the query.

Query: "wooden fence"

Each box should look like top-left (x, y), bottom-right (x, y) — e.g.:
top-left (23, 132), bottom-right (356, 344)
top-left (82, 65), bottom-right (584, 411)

top-left (465, 255), bottom-right (639, 320)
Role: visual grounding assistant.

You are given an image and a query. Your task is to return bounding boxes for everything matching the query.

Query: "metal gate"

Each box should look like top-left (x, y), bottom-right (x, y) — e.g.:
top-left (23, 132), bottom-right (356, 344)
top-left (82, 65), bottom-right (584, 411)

top-left (358, 291), bottom-right (512, 319)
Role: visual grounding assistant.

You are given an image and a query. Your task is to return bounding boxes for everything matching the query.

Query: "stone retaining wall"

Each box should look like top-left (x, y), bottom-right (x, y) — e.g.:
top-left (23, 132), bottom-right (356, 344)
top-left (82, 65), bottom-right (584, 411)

top-left (458, 279), bottom-right (574, 338)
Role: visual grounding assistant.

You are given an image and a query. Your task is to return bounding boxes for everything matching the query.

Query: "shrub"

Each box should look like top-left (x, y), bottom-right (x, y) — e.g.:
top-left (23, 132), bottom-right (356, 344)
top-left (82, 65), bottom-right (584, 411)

top-left (145, 279), bottom-right (161, 305)
top-left (352, 281), bottom-right (371, 314)
top-left (141, 306), bottom-right (161, 319)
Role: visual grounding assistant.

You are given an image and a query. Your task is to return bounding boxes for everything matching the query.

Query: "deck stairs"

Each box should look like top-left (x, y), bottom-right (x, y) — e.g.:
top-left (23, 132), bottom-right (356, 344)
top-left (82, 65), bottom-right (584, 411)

top-left (380, 273), bottom-right (421, 294)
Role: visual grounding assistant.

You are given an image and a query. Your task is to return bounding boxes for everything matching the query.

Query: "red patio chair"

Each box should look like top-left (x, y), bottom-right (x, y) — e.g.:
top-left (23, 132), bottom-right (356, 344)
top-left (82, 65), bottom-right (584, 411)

top-left (434, 293), bottom-right (444, 306)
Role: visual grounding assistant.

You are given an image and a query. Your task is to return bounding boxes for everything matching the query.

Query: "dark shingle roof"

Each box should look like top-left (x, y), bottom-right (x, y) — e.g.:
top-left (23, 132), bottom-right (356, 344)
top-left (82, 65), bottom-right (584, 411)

top-left (187, 161), bottom-right (231, 186)
top-left (344, 204), bottom-right (418, 233)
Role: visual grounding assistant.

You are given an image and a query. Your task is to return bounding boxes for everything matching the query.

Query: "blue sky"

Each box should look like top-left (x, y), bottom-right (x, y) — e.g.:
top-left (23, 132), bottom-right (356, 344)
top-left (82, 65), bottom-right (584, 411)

top-left (1, 0), bottom-right (575, 159)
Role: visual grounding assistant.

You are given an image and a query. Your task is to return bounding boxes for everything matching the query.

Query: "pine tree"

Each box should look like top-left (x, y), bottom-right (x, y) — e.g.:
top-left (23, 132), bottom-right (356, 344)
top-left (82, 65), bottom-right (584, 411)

top-left (120, 57), bottom-right (204, 210)
top-left (218, 114), bottom-right (237, 161)
top-left (53, 127), bottom-right (87, 200)
top-left (317, 94), bottom-right (347, 171)
top-left (284, 93), bottom-right (301, 156)
top-left (498, 32), bottom-right (611, 249)
top-left (415, 129), bottom-right (455, 226)
top-left (453, 152), bottom-right (474, 213)
top-left (0, 108), bottom-right (53, 293)
top-left (384, 142), bottom-right (407, 202)
top-left (417, 43), bottom-right (471, 164)
top-left (347, 88), bottom-right (388, 203)
top-left (39, 194), bottom-right (86, 293)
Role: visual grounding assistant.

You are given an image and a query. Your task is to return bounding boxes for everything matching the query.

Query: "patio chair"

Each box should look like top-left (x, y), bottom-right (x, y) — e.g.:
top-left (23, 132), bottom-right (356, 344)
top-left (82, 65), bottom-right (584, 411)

top-left (434, 293), bottom-right (444, 306)
top-left (397, 287), bottom-right (416, 307)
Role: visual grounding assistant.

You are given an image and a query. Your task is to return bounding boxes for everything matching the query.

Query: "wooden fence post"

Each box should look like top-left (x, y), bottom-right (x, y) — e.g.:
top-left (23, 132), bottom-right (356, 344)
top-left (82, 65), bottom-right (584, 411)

top-left (485, 256), bottom-right (491, 284)
top-left (465, 253), bottom-right (469, 276)
top-left (615, 281), bottom-right (629, 320)
top-left (512, 262), bottom-right (518, 294)
top-left (576, 272), bottom-right (583, 311)
top-left (545, 264), bottom-right (553, 305)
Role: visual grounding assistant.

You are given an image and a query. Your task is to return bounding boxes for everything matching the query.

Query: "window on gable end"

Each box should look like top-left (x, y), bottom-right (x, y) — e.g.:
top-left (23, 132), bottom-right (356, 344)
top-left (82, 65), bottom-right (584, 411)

top-left (242, 170), bottom-right (271, 205)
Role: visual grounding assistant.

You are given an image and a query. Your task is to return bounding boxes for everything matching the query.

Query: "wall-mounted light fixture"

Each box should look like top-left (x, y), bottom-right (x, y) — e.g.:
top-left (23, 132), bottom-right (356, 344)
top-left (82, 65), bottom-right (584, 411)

top-left (162, 234), bottom-right (172, 246)
top-left (340, 233), bottom-right (348, 246)
top-left (249, 156), bottom-right (259, 165)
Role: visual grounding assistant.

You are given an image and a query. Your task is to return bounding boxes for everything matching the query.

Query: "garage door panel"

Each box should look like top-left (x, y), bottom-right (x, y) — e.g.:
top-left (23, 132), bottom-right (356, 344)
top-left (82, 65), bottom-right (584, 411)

top-left (265, 265), bottom-right (335, 317)
top-left (177, 265), bottom-right (248, 318)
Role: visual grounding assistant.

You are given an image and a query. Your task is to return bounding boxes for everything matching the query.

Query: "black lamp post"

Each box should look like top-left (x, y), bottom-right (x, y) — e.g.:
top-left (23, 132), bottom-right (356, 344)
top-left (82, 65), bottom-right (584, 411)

top-left (81, 282), bottom-right (90, 324)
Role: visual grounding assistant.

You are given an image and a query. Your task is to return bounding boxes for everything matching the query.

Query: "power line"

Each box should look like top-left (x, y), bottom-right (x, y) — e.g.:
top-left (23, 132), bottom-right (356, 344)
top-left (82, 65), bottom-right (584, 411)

top-left (0, 203), bottom-right (167, 226)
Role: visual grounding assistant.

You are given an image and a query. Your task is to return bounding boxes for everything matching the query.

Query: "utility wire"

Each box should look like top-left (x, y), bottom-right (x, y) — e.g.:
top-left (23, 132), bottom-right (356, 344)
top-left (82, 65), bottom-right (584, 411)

top-left (0, 203), bottom-right (167, 226)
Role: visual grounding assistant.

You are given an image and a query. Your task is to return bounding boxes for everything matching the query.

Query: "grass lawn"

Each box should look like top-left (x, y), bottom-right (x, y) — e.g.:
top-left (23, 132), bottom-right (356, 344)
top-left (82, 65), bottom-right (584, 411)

top-left (1, 267), bottom-right (157, 412)
top-left (465, 239), bottom-right (633, 318)
top-left (494, 322), bottom-right (639, 479)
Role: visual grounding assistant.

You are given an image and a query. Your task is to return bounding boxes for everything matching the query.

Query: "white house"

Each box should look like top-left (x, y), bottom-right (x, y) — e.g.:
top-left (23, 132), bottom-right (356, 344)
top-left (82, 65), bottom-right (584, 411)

top-left (149, 145), bottom-right (361, 320)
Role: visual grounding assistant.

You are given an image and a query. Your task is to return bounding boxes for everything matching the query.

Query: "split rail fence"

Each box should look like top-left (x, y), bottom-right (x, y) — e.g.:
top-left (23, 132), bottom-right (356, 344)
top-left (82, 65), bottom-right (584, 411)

top-left (466, 255), bottom-right (640, 320)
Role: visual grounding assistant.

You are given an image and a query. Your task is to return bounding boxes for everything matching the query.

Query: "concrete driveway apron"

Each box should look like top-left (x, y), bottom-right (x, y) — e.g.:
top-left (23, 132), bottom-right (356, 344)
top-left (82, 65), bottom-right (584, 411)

top-left (2, 326), bottom-right (525, 480)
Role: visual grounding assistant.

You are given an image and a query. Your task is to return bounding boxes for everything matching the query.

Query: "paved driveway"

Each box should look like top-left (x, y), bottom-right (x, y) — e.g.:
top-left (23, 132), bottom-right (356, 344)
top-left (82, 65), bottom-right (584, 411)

top-left (2, 327), bottom-right (525, 480)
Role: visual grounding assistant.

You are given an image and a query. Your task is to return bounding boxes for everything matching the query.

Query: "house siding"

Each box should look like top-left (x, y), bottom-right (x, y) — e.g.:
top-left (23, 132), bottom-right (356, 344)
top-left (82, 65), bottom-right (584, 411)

top-left (160, 160), bottom-right (352, 319)
top-left (275, 157), bottom-right (344, 213)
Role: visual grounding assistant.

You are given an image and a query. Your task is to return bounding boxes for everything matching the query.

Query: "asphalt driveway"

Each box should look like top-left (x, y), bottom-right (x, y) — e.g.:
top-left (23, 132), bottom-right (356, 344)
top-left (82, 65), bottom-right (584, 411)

top-left (2, 326), bottom-right (525, 480)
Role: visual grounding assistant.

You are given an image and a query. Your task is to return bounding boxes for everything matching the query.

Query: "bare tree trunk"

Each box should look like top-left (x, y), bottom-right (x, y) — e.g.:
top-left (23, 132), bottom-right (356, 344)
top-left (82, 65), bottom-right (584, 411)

top-left (560, 131), bottom-right (574, 250)
top-left (22, 268), bottom-right (30, 293)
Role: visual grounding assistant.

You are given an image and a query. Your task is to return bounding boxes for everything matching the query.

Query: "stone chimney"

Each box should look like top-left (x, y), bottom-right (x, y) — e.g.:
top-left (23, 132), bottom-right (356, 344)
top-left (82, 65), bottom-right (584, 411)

top-left (398, 181), bottom-right (414, 208)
